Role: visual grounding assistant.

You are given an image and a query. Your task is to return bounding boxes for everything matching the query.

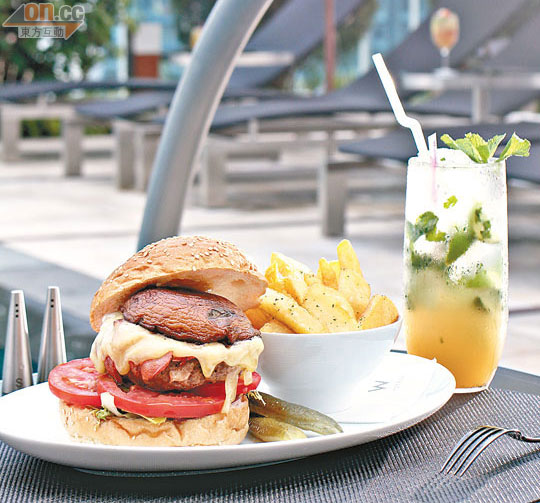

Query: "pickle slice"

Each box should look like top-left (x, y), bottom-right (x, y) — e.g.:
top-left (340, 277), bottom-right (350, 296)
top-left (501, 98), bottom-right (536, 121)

top-left (248, 391), bottom-right (343, 435)
top-left (249, 417), bottom-right (307, 442)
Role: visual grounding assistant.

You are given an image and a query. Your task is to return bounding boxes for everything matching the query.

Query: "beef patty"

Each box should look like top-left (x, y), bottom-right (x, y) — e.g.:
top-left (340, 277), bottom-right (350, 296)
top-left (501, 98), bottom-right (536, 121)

top-left (104, 353), bottom-right (235, 392)
top-left (121, 287), bottom-right (259, 344)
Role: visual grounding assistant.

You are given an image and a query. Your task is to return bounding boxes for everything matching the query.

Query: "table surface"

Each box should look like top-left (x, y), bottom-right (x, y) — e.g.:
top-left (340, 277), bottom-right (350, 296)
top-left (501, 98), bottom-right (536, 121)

top-left (1, 358), bottom-right (539, 502)
top-left (491, 365), bottom-right (540, 395)
top-left (401, 70), bottom-right (540, 91)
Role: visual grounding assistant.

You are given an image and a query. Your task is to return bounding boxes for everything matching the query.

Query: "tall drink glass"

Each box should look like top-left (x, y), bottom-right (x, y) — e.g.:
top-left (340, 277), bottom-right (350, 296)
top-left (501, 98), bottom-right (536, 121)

top-left (404, 148), bottom-right (508, 391)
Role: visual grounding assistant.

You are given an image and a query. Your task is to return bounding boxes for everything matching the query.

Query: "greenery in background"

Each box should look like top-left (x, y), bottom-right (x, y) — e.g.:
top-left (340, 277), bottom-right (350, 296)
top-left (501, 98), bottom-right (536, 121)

top-left (170, 0), bottom-right (288, 48)
top-left (21, 119), bottom-right (111, 138)
top-left (170, 0), bottom-right (375, 91)
top-left (0, 0), bottom-right (133, 82)
top-left (0, 0), bottom-right (132, 137)
top-left (281, 0), bottom-right (378, 91)
top-left (170, 0), bottom-right (213, 46)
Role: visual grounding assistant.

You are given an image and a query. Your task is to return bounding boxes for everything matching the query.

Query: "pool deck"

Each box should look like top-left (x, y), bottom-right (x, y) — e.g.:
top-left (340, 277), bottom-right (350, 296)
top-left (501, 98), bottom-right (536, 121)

top-left (1, 136), bottom-right (540, 374)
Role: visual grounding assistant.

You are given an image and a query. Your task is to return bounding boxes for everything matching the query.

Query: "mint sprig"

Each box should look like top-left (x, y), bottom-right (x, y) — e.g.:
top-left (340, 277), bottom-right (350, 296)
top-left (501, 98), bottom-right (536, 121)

top-left (443, 195), bottom-right (457, 208)
top-left (408, 211), bottom-right (446, 242)
top-left (440, 132), bottom-right (530, 164)
top-left (499, 133), bottom-right (531, 160)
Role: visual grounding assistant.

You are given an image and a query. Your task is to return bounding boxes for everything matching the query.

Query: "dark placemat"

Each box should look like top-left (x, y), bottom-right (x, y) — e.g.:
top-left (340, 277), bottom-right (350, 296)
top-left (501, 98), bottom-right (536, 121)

top-left (1, 388), bottom-right (539, 503)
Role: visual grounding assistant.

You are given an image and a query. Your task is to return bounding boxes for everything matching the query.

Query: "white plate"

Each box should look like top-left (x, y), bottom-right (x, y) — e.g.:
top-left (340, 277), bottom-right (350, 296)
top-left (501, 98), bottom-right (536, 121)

top-left (0, 353), bottom-right (455, 472)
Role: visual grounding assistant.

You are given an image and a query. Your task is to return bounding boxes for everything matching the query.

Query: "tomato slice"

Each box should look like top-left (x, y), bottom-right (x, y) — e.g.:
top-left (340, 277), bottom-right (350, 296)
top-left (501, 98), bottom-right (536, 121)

top-left (96, 375), bottom-right (225, 419)
top-left (49, 358), bottom-right (261, 419)
top-left (193, 372), bottom-right (261, 398)
top-left (48, 358), bottom-right (101, 408)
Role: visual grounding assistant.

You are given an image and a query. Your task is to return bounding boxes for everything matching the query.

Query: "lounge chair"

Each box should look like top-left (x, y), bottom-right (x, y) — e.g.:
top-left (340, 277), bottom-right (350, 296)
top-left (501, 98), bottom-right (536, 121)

top-left (197, 0), bottom-right (531, 207)
top-left (320, 4), bottom-right (540, 236)
top-left (0, 78), bottom-right (180, 163)
top-left (209, 0), bottom-right (529, 128)
top-left (117, 0), bottom-right (528, 196)
top-left (74, 0), bottom-right (368, 120)
top-left (0, 78), bottom-right (179, 102)
top-left (68, 0), bottom-right (368, 183)
top-left (5, 0), bottom-right (348, 163)
top-left (226, 0), bottom-right (368, 91)
top-left (339, 122), bottom-right (540, 168)
top-left (324, 122), bottom-right (540, 236)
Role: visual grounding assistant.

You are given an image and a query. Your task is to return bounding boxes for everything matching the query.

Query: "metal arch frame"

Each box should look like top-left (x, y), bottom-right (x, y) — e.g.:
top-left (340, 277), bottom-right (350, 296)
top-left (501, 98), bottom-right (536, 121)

top-left (137, 0), bottom-right (274, 249)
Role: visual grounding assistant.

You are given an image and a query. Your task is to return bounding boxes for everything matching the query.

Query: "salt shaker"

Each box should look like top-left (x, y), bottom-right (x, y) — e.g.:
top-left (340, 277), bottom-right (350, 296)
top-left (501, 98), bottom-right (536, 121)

top-left (2, 290), bottom-right (33, 394)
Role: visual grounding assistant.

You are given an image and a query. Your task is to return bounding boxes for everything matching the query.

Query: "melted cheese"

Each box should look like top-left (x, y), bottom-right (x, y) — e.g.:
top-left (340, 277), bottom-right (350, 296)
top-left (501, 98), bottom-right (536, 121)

top-left (222, 368), bottom-right (240, 414)
top-left (242, 371), bottom-right (253, 385)
top-left (90, 312), bottom-right (264, 379)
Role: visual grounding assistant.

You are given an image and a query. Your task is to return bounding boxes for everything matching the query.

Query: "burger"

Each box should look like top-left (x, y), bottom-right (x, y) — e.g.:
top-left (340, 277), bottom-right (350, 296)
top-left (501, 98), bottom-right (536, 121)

top-left (48, 236), bottom-right (267, 447)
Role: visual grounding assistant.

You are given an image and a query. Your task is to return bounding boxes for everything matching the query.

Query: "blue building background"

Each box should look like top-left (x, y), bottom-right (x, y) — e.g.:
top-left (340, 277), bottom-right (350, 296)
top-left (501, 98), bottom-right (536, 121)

top-left (91, 0), bottom-right (431, 86)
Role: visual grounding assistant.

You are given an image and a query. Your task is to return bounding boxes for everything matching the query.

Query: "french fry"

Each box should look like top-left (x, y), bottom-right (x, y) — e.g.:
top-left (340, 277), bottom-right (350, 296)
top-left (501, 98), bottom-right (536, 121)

top-left (245, 307), bottom-right (272, 330)
top-left (262, 241), bottom-right (399, 334)
top-left (260, 319), bottom-right (294, 334)
top-left (305, 272), bottom-right (321, 286)
top-left (318, 258), bottom-right (338, 289)
top-left (270, 252), bottom-right (311, 276)
top-left (338, 268), bottom-right (371, 319)
top-left (337, 239), bottom-right (363, 275)
top-left (329, 260), bottom-right (340, 277)
top-left (302, 283), bottom-right (357, 333)
top-left (268, 252), bottom-right (313, 301)
top-left (336, 240), bottom-right (370, 318)
top-left (259, 288), bottom-right (324, 334)
top-left (358, 295), bottom-right (399, 330)
top-left (283, 273), bottom-right (308, 304)
top-left (265, 262), bottom-right (287, 294)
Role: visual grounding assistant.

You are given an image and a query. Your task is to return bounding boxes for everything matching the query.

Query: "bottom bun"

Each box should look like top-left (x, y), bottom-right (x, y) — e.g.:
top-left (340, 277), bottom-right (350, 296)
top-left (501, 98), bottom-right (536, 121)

top-left (60, 396), bottom-right (249, 447)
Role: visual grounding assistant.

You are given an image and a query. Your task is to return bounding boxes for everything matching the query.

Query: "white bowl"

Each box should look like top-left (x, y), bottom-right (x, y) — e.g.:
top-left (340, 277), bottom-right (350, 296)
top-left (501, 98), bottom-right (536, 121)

top-left (258, 317), bottom-right (402, 414)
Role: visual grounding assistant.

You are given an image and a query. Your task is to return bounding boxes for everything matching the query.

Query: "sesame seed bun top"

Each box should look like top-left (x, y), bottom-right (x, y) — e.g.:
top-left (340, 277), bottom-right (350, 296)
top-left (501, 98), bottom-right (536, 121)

top-left (89, 236), bottom-right (267, 331)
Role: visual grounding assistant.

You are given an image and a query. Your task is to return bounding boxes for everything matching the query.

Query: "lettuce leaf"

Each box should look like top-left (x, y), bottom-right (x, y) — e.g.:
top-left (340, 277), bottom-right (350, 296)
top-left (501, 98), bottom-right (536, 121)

top-left (93, 408), bottom-right (112, 422)
top-left (92, 406), bottom-right (167, 425)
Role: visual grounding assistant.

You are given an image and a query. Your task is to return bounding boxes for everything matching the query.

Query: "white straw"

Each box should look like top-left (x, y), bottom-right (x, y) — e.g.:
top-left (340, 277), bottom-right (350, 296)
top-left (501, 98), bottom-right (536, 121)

top-left (372, 53), bottom-right (428, 155)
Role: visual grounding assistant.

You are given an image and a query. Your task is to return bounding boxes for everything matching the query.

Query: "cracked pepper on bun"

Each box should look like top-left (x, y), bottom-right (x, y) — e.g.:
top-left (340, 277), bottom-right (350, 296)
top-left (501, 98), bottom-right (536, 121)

top-left (49, 236), bottom-right (267, 447)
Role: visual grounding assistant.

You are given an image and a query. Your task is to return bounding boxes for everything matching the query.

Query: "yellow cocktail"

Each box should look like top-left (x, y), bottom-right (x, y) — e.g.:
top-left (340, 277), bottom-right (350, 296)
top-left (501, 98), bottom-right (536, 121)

top-left (404, 147), bottom-right (508, 391)
top-left (405, 273), bottom-right (505, 388)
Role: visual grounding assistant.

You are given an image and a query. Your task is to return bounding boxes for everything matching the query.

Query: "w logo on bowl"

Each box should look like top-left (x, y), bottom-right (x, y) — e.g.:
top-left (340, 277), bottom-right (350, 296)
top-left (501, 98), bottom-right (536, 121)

top-left (2, 2), bottom-right (85, 40)
top-left (369, 380), bottom-right (389, 392)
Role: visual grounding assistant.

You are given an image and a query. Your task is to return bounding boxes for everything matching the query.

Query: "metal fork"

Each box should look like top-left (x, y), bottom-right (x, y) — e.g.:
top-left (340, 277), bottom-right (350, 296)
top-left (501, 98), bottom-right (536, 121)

top-left (440, 425), bottom-right (540, 476)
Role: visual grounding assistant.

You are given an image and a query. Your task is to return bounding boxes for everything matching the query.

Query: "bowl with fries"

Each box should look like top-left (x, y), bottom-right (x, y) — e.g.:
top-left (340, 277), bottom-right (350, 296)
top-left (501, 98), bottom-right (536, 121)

top-left (246, 240), bottom-right (401, 414)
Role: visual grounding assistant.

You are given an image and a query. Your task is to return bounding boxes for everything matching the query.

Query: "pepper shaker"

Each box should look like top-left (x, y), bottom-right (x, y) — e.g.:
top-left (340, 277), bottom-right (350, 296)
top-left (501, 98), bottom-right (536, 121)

top-left (37, 286), bottom-right (66, 383)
